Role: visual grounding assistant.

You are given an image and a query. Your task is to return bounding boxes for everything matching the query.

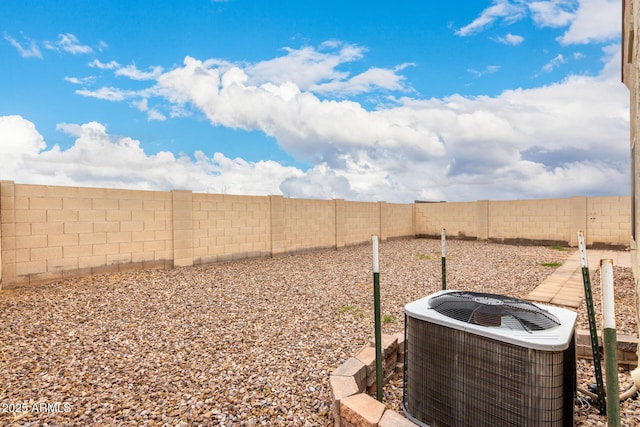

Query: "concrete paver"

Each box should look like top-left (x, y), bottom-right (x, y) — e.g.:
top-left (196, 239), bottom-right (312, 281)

top-left (525, 250), bottom-right (631, 308)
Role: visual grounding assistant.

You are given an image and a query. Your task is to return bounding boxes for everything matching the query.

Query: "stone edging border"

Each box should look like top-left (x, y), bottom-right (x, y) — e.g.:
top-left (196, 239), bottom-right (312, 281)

top-left (576, 329), bottom-right (638, 369)
top-left (329, 332), bottom-right (413, 427)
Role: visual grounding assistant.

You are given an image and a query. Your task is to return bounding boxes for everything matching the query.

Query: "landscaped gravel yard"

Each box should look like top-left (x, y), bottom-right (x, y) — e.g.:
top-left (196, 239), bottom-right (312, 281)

top-left (1, 238), bottom-right (638, 426)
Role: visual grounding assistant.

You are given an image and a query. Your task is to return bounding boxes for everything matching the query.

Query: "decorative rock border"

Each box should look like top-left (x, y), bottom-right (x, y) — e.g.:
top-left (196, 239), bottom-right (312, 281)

top-left (330, 330), bottom-right (639, 427)
top-left (330, 332), bottom-right (413, 427)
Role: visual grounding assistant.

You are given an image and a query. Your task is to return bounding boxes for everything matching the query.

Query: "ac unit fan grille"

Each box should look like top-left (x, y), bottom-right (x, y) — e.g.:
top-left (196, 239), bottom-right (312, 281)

top-left (429, 291), bottom-right (561, 332)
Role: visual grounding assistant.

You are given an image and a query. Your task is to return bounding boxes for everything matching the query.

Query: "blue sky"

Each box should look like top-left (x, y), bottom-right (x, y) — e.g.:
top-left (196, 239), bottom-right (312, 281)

top-left (0, 0), bottom-right (628, 202)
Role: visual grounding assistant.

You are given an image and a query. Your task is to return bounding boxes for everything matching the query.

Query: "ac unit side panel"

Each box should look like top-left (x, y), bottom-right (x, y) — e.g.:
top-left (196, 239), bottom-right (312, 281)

top-left (405, 317), bottom-right (574, 427)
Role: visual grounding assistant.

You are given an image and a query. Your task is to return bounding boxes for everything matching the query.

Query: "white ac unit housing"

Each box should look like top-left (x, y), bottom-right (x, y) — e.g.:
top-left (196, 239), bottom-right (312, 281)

top-left (403, 290), bottom-right (577, 427)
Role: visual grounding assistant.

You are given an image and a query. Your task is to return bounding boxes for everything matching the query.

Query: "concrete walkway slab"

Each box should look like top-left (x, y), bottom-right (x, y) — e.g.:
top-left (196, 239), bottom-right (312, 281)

top-left (524, 250), bottom-right (631, 309)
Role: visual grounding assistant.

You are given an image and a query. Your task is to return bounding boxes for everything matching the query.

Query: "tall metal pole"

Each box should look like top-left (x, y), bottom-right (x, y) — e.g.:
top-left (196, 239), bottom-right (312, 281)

top-left (441, 228), bottom-right (446, 290)
top-left (601, 259), bottom-right (620, 426)
top-left (578, 231), bottom-right (606, 414)
top-left (372, 235), bottom-right (383, 401)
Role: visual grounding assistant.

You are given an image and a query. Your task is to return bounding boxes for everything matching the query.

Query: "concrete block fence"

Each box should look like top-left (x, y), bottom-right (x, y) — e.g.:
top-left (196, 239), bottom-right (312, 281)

top-left (415, 196), bottom-right (631, 248)
top-left (0, 180), bottom-right (631, 289)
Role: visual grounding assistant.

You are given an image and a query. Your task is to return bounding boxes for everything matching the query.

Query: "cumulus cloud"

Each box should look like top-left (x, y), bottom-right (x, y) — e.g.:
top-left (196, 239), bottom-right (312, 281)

top-left (149, 54), bottom-right (445, 170)
top-left (1, 33), bottom-right (629, 203)
top-left (0, 117), bottom-right (303, 195)
top-left (280, 165), bottom-right (357, 200)
top-left (0, 116), bottom-right (46, 178)
top-left (558, 0), bottom-right (621, 44)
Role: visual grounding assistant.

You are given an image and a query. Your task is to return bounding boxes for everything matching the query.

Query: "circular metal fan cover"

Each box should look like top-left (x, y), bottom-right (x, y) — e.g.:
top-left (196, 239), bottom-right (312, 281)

top-left (429, 291), bottom-right (560, 332)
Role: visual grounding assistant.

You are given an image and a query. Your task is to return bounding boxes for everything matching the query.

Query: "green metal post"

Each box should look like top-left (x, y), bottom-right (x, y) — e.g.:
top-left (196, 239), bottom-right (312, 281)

top-left (601, 259), bottom-right (620, 426)
top-left (578, 231), bottom-right (606, 414)
top-left (441, 228), bottom-right (446, 290)
top-left (372, 235), bottom-right (383, 402)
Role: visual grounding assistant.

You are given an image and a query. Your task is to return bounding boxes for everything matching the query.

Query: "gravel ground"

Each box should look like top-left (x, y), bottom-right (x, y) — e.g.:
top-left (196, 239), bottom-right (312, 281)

top-left (0, 238), bottom-right (638, 426)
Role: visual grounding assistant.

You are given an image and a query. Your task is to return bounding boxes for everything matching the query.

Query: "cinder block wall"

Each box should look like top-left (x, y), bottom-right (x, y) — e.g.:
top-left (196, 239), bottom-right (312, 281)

top-left (339, 201), bottom-right (381, 247)
top-left (192, 193), bottom-right (271, 264)
top-left (381, 203), bottom-right (414, 241)
top-left (414, 201), bottom-right (477, 238)
top-left (488, 198), bottom-right (571, 244)
top-left (281, 197), bottom-right (336, 253)
top-left (0, 182), bottom-right (173, 288)
top-left (587, 196), bottom-right (631, 246)
top-left (0, 180), bottom-right (631, 289)
top-left (415, 196), bottom-right (630, 247)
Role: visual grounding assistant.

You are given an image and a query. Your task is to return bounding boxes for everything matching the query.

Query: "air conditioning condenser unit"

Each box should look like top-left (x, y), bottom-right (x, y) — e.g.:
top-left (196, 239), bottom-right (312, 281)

top-left (403, 290), bottom-right (577, 427)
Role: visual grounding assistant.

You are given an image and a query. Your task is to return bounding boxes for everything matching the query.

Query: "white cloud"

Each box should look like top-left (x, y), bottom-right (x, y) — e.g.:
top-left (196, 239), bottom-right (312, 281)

top-left (75, 86), bottom-right (138, 101)
top-left (458, 0), bottom-right (620, 46)
top-left (311, 64), bottom-right (413, 95)
top-left (542, 53), bottom-right (567, 72)
top-left (494, 33), bottom-right (525, 45)
top-left (89, 59), bottom-right (120, 70)
top-left (528, 0), bottom-right (576, 27)
top-left (57, 33), bottom-right (93, 54)
top-left (64, 40), bottom-right (628, 201)
top-left (467, 65), bottom-right (501, 77)
top-left (245, 43), bottom-right (362, 90)
top-left (3, 32), bottom-right (629, 203)
top-left (147, 109), bottom-right (167, 121)
top-left (131, 98), bottom-right (166, 120)
top-left (6, 32), bottom-right (104, 59)
top-left (0, 41), bottom-right (629, 203)
top-left (597, 43), bottom-right (623, 81)
top-left (90, 60), bottom-right (164, 81)
top-left (0, 117), bottom-right (303, 195)
top-left (116, 64), bottom-right (164, 80)
top-left (280, 164), bottom-right (357, 200)
top-left (456, 0), bottom-right (527, 36)
top-left (154, 56), bottom-right (446, 170)
top-left (4, 33), bottom-right (42, 58)
top-left (65, 75), bottom-right (97, 85)
top-left (0, 115), bottom-right (46, 180)
top-left (242, 43), bottom-right (412, 96)
top-left (558, 0), bottom-right (621, 44)
top-left (132, 98), bottom-right (148, 112)
top-left (0, 115), bottom-right (46, 157)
